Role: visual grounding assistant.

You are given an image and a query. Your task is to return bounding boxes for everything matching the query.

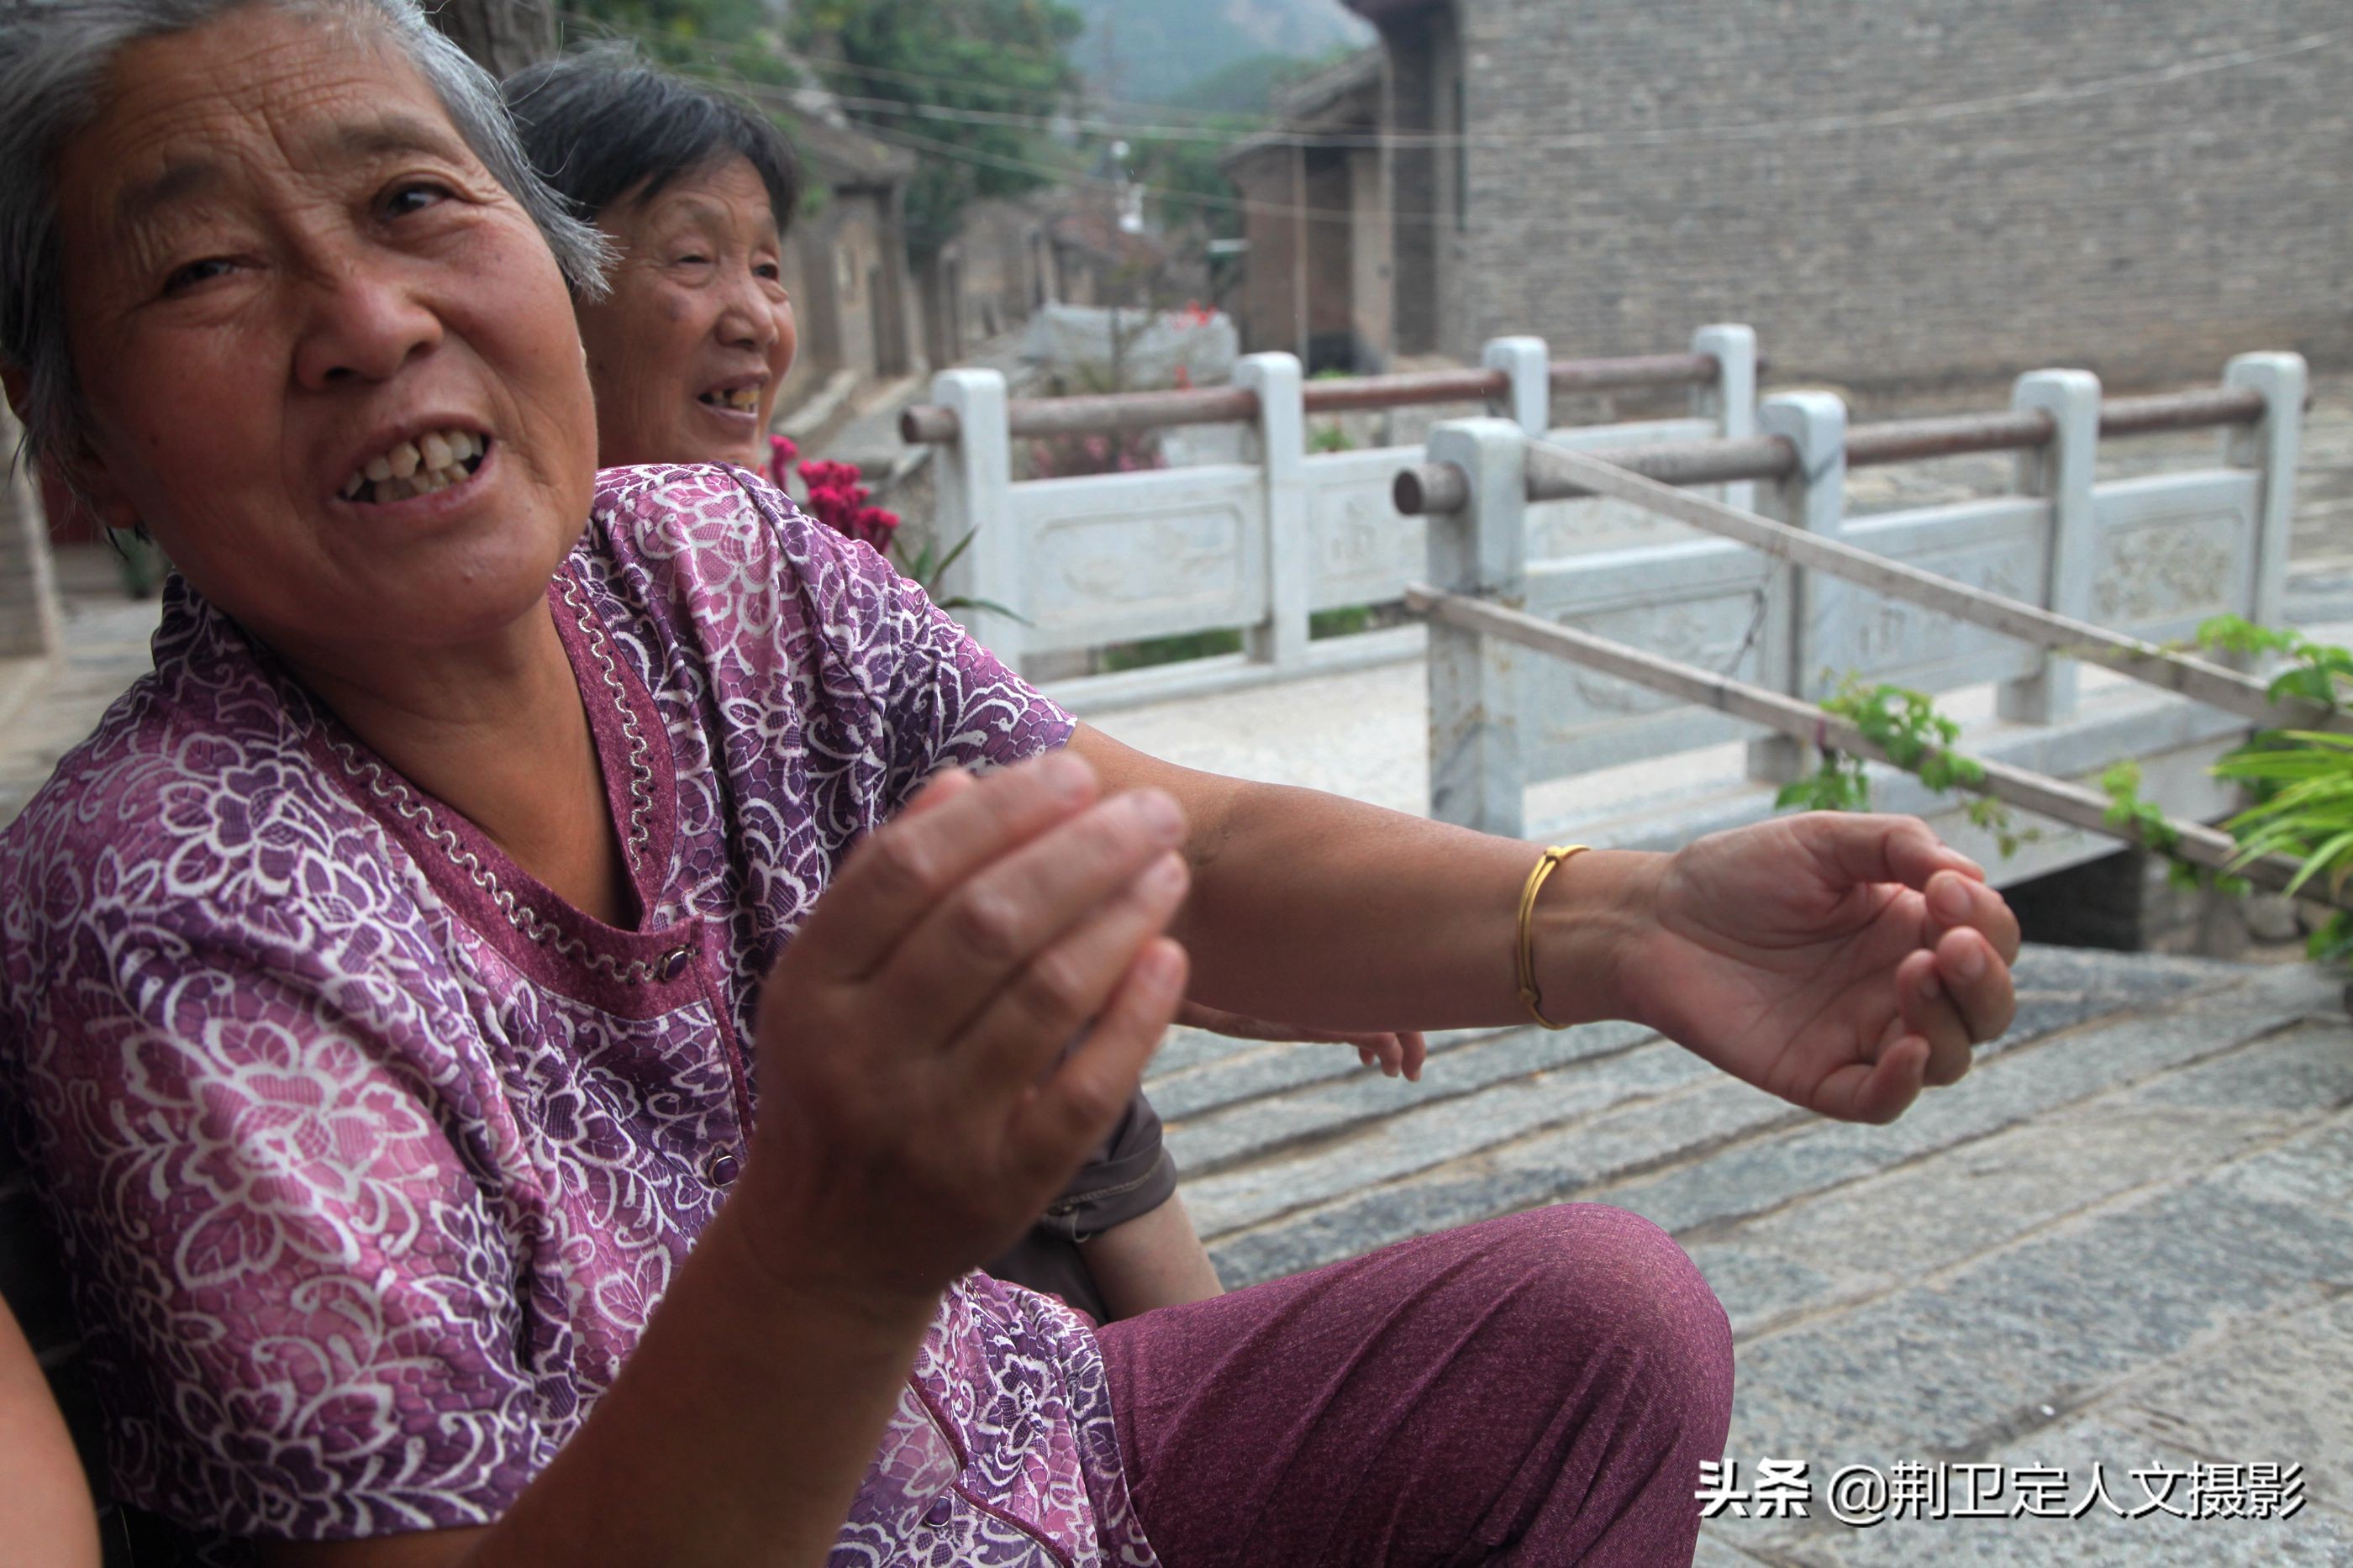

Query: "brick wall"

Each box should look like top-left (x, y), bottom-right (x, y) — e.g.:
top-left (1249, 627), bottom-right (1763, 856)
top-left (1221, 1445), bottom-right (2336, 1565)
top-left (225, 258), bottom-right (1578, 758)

top-left (1447, 0), bottom-right (2353, 390)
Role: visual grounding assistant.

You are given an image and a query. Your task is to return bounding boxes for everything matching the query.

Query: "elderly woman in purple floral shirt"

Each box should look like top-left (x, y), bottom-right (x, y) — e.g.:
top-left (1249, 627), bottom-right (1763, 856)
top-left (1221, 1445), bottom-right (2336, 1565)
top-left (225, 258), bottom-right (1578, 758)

top-left (0, 2), bottom-right (2020, 1564)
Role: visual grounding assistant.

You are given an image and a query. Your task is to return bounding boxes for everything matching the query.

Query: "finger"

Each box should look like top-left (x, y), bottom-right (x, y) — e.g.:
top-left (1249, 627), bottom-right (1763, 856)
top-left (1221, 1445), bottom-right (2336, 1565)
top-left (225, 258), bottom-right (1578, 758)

top-left (955, 851), bottom-right (1192, 1093)
top-left (894, 765), bottom-right (978, 822)
top-left (819, 752), bottom-right (1099, 981)
top-left (887, 788), bottom-right (1189, 1044)
top-left (1893, 948), bottom-right (1976, 1088)
top-left (1802, 813), bottom-right (1987, 895)
top-left (1923, 868), bottom-right (2023, 966)
top-left (1931, 924), bottom-right (2017, 1045)
top-left (1398, 1031), bottom-right (1429, 1083)
top-left (1008, 939), bottom-right (1188, 1192)
top-left (1811, 1034), bottom-right (1929, 1124)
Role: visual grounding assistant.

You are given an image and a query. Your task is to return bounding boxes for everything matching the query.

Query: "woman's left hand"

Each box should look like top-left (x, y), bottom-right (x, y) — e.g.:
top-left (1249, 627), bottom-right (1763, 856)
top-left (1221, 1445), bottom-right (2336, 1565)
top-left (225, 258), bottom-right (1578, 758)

top-left (1176, 1002), bottom-right (1429, 1081)
top-left (1613, 812), bottom-right (2020, 1124)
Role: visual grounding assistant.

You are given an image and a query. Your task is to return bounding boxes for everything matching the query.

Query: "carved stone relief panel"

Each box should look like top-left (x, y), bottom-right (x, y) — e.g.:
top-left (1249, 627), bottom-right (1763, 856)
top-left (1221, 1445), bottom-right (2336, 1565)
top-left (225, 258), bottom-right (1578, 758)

top-left (2092, 511), bottom-right (2245, 627)
top-left (1030, 501), bottom-right (1259, 639)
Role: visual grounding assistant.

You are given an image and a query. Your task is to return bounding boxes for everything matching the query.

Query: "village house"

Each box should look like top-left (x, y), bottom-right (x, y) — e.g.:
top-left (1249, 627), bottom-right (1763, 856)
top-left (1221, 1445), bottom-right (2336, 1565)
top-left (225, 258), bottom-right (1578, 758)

top-left (771, 103), bottom-right (925, 438)
top-left (1231, 0), bottom-right (2352, 393)
top-left (1220, 48), bottom-right (1388, 374)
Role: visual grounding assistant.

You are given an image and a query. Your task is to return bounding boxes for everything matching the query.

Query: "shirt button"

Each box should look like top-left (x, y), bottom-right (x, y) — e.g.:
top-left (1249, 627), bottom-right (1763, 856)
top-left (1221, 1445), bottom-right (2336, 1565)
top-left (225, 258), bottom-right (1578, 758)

top-left (922, 1494), bottom-right (955, 1529)
top-left (659, 946), bottom-right (693, 981)
top-left (702, 1150), bottom-right (740, 1188)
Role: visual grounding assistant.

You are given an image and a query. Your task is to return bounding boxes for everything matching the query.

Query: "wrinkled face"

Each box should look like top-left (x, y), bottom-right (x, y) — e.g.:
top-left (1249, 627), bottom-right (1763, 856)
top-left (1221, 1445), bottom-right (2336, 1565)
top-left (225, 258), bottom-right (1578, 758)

top-left (573, 156), bottom-right (797, 470)
top-left (53, 3), bottom-right (597, 670)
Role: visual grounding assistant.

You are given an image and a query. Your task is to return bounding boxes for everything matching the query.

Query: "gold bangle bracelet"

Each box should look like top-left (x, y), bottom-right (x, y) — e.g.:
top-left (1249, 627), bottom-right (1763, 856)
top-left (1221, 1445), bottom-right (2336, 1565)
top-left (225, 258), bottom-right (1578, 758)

top-left (1515, 844), bottom-right (1590, 1031)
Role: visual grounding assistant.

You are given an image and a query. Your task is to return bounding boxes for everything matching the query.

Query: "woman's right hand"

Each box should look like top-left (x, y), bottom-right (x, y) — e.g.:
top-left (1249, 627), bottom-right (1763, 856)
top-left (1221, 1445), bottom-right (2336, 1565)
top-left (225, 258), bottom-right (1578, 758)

top-left (742, 750), bottom-right (1192, 1308)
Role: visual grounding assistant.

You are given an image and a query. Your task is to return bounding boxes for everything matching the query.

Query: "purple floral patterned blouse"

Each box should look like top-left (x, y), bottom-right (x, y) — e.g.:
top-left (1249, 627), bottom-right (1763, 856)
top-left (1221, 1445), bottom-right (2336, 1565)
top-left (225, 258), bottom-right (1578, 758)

top-left (0, 466), bottom-right (1160, 1566)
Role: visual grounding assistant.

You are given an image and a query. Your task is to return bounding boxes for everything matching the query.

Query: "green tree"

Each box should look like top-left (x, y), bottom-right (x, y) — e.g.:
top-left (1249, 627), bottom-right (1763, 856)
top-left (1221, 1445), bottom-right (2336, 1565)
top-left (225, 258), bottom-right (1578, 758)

top-left (786, 0), bottom-right (1086, 258)
top-left (563, 0), bottom-right (800, 87)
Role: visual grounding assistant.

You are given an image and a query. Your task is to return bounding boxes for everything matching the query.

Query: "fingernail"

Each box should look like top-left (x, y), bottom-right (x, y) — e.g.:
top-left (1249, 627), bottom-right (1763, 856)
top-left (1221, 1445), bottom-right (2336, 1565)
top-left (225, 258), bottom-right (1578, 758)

top-left (1144, 852), bottom-right (1187, 898)
top-left (1041, 752), bottom-right (1092, 800)
top-left (1919, 969), bottom-right (1942, 1000)
top-left (1133, 789), bottom-right (1185, 844)
top-left (1956, 944), bottom-right (1987, 981)
top-left (1932, 877), bottom-right (1970, 919)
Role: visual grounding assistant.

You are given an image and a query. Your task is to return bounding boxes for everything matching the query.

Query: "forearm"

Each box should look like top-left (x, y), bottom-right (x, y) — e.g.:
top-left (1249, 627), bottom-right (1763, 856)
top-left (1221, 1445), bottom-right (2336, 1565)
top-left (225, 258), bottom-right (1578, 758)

top-left (1070, 728), bottom-right (1660, 1035)
top-left (462, 1196), bottom-right (932, 1568)
top-left (266, 1190), bottom-right (939, 1568)
top-left (1078, 1195), bottom-right (1223, 1319)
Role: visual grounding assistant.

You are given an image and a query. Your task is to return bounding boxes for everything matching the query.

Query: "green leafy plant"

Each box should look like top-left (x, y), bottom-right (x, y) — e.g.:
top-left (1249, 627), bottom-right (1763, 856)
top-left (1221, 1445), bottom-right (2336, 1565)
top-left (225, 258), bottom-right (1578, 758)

top-left (1776, 677), bottom-right (2033, 855)
top-left (2188, 613), bottom-right (2353, 712)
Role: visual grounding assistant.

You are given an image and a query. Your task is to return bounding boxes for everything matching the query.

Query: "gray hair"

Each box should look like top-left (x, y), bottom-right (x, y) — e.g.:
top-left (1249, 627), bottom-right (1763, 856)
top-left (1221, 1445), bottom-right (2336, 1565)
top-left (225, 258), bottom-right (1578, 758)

top-left (0, 0), bottom-right (610, 468)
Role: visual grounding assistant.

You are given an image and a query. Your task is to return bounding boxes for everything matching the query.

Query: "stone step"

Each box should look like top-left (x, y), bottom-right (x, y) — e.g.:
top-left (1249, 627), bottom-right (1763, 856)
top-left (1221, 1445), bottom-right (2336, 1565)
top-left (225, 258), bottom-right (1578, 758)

top-left (1191, 950), bottom-right (2313, 1289)
top-left (1708, 1110), bottom-right (2353, 1561)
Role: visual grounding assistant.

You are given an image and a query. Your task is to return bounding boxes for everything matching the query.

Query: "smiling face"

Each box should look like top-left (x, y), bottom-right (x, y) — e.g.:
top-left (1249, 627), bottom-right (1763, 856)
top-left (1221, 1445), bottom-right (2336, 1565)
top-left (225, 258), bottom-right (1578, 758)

top-left (571, 156), bottom-right (797, 470)
top-left (53, 3), bottom-right (598, 673)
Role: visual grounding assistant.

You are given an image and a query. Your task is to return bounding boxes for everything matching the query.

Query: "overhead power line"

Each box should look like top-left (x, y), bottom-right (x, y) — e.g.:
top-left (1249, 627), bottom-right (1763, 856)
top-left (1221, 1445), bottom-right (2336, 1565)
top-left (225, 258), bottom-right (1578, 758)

top-left (558, 12), bottom-right (2348, 155)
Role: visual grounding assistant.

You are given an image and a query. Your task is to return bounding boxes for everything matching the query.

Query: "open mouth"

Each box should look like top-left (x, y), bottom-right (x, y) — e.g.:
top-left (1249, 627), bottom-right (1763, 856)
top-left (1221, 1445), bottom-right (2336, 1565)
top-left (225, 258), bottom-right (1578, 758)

top-left (698, 386), bottom-right (761, 413)
top-left (338, 428), bottom-right (489, 505)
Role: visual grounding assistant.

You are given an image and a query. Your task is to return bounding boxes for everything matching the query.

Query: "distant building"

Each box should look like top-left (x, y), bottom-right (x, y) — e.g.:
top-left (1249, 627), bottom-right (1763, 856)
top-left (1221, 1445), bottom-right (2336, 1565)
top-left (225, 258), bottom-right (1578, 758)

top-left (921, 196), bottom-right (1063, 370)
top-left (775, 108), bottom-right (924, 428)
top-left (1235, 0), bottom-right (2353, 392)
top-left (1220, 50), bottom-right (1389, 373)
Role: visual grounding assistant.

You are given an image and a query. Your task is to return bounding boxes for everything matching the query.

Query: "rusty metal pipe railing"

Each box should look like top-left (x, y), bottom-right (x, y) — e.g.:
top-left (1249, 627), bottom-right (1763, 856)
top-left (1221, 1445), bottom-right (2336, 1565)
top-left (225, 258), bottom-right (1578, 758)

top-left (1394, 385), bottom-right (2285, 516)
top-left (898, 352), bottom-right (1740, 446)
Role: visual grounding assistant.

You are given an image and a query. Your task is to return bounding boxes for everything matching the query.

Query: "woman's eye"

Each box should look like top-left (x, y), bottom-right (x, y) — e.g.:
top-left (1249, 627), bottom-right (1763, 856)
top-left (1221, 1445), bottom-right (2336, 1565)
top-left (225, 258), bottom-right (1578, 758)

top-left (382, 182), bottom-right (452, 219)
top-left (161, 257), bottom-right (234, 296)
top-left (673, 252), bottom-right (712, 267)
top-left (754, 261), bottom-right (782, 282)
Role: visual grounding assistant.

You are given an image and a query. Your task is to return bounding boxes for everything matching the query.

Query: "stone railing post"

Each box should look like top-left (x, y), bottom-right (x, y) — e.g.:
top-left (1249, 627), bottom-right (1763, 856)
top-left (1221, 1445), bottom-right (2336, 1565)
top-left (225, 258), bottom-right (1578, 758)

top-left (2223, 352), bottom-right (2308, 632)
top-left (1481, 335), bottom-right (1550, 435)
top-left (929, 366), bottom-right (1023, 666)
top-left (1236, 352), bottom-right (1309, 671)
top-left (1998, 369), bottom-right (2101, 724)
top-left (1426, 417), bottom-right (1530, 836)
top-left (1745, 391), bottom-right (1848, 786)
top-left (1691, 323), bottom-right (1759, 515)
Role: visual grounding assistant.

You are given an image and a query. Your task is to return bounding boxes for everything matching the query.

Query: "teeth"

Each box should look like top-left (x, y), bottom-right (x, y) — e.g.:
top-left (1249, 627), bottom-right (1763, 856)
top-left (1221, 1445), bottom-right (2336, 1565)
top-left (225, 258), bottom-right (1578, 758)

top-left (339, 429), bottom-right (487, 506)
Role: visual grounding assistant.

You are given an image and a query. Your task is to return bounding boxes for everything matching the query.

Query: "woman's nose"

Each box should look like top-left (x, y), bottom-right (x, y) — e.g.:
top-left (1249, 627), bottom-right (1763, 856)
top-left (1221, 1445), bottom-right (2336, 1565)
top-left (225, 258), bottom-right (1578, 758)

top-left (714, 270), bottom-right (778, 352)
top-left (291, 260), bottom-right (443, 389)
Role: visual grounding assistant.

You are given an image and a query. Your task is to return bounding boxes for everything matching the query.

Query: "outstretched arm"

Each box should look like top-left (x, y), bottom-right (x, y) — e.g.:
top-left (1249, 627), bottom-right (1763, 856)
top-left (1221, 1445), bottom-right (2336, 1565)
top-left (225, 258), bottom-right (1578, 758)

top-left (1069, 724), bottom-right (2019, 1125)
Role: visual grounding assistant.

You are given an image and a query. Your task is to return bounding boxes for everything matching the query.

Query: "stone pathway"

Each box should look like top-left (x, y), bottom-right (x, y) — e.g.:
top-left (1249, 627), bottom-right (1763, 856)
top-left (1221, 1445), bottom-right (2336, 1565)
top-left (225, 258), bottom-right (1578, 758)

top-left (1145, 946), bottom-right (2353, 1562)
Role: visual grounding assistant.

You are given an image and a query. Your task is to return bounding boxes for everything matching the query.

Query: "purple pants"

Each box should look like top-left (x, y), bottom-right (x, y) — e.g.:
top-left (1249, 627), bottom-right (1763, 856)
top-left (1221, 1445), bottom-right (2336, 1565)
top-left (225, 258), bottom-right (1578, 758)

top-left (1095, 1205), bottom-right (1734, 1566)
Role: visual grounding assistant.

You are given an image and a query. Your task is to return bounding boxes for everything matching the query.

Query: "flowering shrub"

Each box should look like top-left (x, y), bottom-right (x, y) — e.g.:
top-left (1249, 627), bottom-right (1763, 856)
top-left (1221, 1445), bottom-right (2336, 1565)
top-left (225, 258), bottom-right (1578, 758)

top-left (766, 435), bottom-right (900, 553)
top-left (764, 434), bottom-right (1009, 621)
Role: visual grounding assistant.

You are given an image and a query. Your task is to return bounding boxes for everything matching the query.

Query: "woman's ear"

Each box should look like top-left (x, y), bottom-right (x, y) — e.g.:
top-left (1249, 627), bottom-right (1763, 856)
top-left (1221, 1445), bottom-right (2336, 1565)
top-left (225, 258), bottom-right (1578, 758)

top-left (2, 369), bottom-right (143, 537)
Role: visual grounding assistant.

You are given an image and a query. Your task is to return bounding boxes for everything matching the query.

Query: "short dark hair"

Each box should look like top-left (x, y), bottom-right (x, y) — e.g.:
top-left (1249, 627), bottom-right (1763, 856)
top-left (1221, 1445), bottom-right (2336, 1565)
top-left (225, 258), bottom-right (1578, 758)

top-left (503, 47), bottom-right (800, 250)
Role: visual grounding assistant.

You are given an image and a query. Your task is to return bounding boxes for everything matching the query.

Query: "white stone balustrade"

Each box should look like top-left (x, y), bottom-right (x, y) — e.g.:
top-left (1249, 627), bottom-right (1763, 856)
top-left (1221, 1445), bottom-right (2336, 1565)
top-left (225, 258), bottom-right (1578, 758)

top-left (1423, 353), bottom-right (2312, 861)
top-left (927, 326), bottom-right (1761, 714)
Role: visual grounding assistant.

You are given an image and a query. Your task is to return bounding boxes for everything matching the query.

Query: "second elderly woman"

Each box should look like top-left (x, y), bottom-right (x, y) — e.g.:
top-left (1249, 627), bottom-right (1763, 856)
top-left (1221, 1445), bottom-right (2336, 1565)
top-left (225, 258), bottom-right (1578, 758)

top-left (499, 50), bottom-right (1232, 1323)
top-left (0, 0), bottom-right (2020, 1563)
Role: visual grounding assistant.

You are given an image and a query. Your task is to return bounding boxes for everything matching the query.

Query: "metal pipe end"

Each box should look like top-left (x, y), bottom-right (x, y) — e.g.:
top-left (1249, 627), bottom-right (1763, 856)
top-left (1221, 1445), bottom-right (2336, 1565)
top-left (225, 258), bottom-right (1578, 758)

top-left (1395, 463), bottom-right (1470, 516)
top-left (900, 406), bottom-right (959, 445)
